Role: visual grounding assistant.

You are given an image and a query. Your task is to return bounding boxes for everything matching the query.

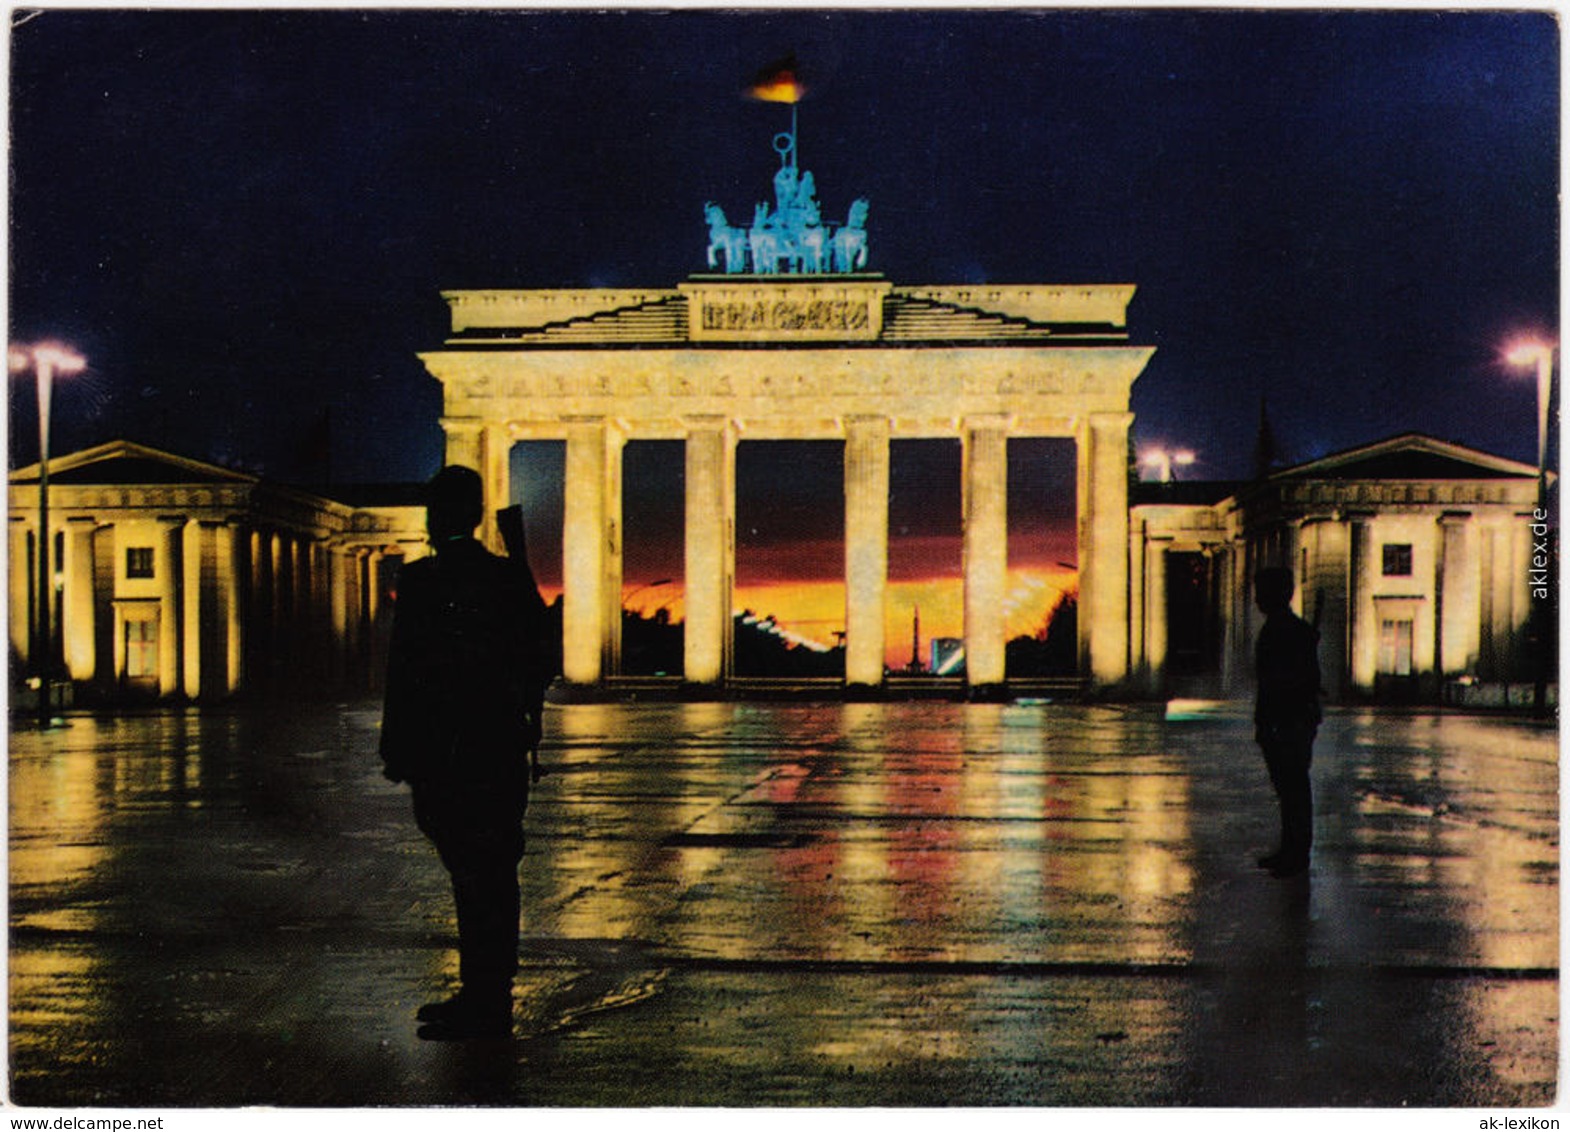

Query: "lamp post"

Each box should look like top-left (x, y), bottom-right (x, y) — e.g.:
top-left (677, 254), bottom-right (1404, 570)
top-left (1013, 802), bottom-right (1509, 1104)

top-left (9, 342), bottom-right (86, 727)
top-left (1142, 448), bottom-right (1195, 483)
top-left (622, 578), bottom-right (674, 615)
top-left (1506, 339), bottom-right (1555, 717)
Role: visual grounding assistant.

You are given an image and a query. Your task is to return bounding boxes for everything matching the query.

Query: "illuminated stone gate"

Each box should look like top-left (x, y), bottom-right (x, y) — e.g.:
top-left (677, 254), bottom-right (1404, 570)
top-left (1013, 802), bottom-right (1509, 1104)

top-left (422, 277), bottom-right (1154, 692)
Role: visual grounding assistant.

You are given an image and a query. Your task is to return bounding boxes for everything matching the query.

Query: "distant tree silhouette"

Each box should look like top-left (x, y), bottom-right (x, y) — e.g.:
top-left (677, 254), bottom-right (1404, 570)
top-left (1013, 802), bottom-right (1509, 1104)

top-left (1005, 590), bottom-right (1078, 677)
top-left (621, 607), bottom-right (683, 676)
top-left (732, 611), bottom-right (845, 678)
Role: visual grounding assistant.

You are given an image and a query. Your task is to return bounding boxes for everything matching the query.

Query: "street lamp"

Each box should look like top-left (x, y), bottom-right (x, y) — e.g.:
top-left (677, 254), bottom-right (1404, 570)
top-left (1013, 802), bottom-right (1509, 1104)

top-left (1506, 339), bottom-right (1556, 718)
top-left (1142, 448), bottom-right (1195, 483)
top-left (622, 578), bottom-right (674, 614)
top-left (10, 341), bottom-right (86, 727)
top-left (1506, 340), bottom-right (1555, 502)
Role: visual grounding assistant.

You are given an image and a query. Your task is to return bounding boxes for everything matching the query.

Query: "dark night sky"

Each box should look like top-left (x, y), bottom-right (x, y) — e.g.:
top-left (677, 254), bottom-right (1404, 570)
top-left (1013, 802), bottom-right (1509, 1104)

top-left (9, 8), bottom-right (1559, 493)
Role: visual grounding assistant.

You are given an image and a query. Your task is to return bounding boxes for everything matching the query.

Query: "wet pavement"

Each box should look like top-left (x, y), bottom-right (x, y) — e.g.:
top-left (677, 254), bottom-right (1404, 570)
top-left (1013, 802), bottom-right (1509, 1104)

top-left (7, 699), bottom-right (1559, 1107)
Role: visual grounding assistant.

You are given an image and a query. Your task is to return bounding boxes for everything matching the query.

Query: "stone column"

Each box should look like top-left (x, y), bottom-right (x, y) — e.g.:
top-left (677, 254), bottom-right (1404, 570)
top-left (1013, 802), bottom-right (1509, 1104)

top-left (222, 520), bottom-right (244, 694)
top-left (1144, 538), bottom-right (1169, 693)
top-left (1127, 516), bottom-right (1146, 686)
top-left (91, 523), bottom-right (115, 689)
top-left (441, 419), bottom-right (483, 474)
top-left (64, 517), bottom-right (97, 682)
top-left (1077, 412), bottom-right (1133, 688)
top-left (684, 418), bottom-right (736, 685)
top-left (182, 519), bottom-right (206, 699)
top-left (158, 516), bottom-right (186, 697)
top-left (10, 520), bottom-right (32, 665)
top-left (963, 418), bottom-right (1009, 688)
top-left (562, 419), bottom-right (624, 684)
top-left (1508, 513), bottom-right (1533, 678)
top-left (1348, 518), bottom-right (1376, 692)
top-left (329, 545), bottom-right (350, 687)
top-left (1438, 513), bottom-right (1476, 676)
top-left (844, 416), bottom-right (890, 688)
top-left (480, 424), bottom-right (512, 554)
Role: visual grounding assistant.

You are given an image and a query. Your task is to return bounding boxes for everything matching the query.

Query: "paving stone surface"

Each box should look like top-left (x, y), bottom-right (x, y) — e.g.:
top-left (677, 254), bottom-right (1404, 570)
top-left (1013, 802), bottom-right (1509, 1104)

top-left (7, 700), bottom-right (1559, 1107)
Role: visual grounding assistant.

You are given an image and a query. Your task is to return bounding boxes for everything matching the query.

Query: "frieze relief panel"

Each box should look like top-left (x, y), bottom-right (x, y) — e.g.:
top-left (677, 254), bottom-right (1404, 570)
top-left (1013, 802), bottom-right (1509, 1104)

top-left (678, 278), bottom-right (892, 342)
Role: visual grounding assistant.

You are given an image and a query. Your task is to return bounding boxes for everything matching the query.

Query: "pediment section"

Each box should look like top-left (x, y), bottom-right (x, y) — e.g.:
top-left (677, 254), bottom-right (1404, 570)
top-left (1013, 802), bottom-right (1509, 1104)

top-left (896, 285), bottom-right (1137, 331)
top-left (449, 296), bottom-right (689, 344)
top-left (880, 296), bottom-right (1057, 341)
top-left (10, 439), bottom-right (258, 486)
top-left (1273, 433), bottom-right (1537, 482)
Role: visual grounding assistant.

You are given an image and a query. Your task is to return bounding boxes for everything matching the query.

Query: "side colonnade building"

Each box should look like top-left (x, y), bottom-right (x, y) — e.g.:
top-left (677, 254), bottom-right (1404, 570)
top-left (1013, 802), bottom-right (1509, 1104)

top-left (1128, 433), bottom-right (1546, 706)
top-left (7, 440), bottom-right (426, 703)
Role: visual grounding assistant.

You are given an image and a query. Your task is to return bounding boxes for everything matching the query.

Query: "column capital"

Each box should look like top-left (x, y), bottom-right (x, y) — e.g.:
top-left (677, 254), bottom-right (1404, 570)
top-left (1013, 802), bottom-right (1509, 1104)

top-left (1083, 409), bottom-right (1136, 434)
top-left (962, 413), bottom-right (1012, 433)
top-left (682, 414), bottom-right (739, 434)
top-left (842, 414), bottom-right (891, 434)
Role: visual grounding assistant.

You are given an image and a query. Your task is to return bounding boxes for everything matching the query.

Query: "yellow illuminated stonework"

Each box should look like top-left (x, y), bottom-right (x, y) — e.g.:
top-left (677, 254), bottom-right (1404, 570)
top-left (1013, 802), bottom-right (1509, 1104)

top-left (8, 440), bottom-right (426, 704)
top-left (424, 276), bottom-right (1154, 692)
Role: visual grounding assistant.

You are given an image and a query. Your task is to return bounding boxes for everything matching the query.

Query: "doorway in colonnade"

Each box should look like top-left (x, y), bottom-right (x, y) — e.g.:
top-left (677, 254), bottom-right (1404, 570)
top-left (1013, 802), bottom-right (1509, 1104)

top-left (887, 439), bottom-right (963, 678)
top-left (619, 441), bottom-right (685, 676)
top-left (508, 441), bottom-right (565, 665)
top-left (1004, 438), bottom-right (1078, 680)
top-left (733, 440), bottom-right (845, 679)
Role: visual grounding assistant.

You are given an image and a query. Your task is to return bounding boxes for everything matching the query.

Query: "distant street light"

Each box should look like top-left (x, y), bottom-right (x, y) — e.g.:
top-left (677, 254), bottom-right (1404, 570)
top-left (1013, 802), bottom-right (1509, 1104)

top-left (1506, 339), bottom-right (1556, 718)
top-left (1142, 448), bottom-right (1195, 483)
top-left (10, 342), bottom-right (86, 728)
top-left (622, 578), bottom-right (674, 613)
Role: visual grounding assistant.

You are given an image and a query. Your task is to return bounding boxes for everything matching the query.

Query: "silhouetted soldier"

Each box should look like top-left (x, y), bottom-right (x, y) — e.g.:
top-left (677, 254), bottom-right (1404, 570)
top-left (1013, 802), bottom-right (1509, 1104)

top-left (1252, 566), bottom-right (1321, 879)
top-left (380, 466), bottom-right (548, 1040)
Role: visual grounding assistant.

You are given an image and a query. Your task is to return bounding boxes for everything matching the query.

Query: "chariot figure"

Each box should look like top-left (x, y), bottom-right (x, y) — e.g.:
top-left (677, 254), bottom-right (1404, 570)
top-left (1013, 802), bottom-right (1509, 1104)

top-left (705, 125), bottom-right (869, 276)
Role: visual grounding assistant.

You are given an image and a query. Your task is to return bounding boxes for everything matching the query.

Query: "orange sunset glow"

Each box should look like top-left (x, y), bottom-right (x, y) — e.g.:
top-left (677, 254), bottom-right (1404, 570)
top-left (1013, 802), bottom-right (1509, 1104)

top-left (620, 565), bottom-right (1077, 670)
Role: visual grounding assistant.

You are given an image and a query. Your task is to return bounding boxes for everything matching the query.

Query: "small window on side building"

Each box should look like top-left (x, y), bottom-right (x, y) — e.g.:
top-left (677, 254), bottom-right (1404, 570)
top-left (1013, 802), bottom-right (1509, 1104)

top-left (1381, 543), bottom-right (1413, 577)
top-left (126, 547), bottom-right (155, 579)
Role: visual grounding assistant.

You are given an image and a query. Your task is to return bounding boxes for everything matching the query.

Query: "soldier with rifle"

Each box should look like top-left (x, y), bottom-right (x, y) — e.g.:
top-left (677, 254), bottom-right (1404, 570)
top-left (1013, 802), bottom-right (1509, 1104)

top-left (380, 466), bottom-right (550, 1040)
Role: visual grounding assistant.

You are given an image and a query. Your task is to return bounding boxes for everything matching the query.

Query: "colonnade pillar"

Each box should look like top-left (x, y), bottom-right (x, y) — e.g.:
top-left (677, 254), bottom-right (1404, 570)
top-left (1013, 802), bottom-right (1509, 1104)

top-left (1077, 411), bottom-right (1133, 687)
top-left (440, 419), bottom-right (513, 547)
top-left (480, 425), bottom-right (512, 553)
top-left (1349, 518), bottom-right (1376, 689)
top-left (157, 516), bottom-right (185, 697)
top-left (222, 520), bottom-right (245, 694)
top-left (963, 418), bottom-right (1009, 687)
top-left (9, 520), bottom-right (30, 664)
top-left (562, 419), bottom-right (624, 684)
top-left (684, 419), bottom-right (736, 685)
top-left (64, 517), bottom-right (97, 682)
top-left (1142, 537), bottom-right (1169, 690)
top-left (844, 416), bottom-right (890, 687)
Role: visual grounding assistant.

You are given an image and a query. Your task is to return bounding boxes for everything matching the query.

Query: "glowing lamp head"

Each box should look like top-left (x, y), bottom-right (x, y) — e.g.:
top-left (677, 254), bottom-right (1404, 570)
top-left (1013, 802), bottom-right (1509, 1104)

top-left (1172, 450), bottom-right (1196, 466)
top-left (1506, 340), bottom-right (1555, 367)
top-left (9, 341), bottom-right (86, 376)
top-left (35, 344), bottom-right (86, 375)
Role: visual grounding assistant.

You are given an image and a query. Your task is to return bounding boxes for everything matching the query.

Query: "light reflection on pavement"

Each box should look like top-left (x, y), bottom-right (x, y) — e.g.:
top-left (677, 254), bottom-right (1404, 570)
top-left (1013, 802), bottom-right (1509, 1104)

top-left (8, 701), bottom-right (1558, 1106)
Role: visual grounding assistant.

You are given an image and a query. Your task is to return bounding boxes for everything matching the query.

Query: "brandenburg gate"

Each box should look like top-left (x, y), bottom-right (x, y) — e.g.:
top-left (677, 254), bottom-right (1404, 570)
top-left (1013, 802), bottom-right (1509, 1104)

top-left (419, 128), bottom-right (1154, 693)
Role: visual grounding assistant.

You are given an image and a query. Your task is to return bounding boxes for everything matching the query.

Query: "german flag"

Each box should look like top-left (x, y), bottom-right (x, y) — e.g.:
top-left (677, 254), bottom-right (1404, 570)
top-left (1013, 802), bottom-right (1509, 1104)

top-left (748, 54), bottom-right (804, 103)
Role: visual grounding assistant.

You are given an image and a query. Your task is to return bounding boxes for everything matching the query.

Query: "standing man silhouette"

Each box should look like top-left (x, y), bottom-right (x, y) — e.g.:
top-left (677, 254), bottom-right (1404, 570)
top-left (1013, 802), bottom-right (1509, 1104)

top-left (1252, 566), bottom-right (1321, 879)
top-left (380, 466), bottom-right (548, 1040)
